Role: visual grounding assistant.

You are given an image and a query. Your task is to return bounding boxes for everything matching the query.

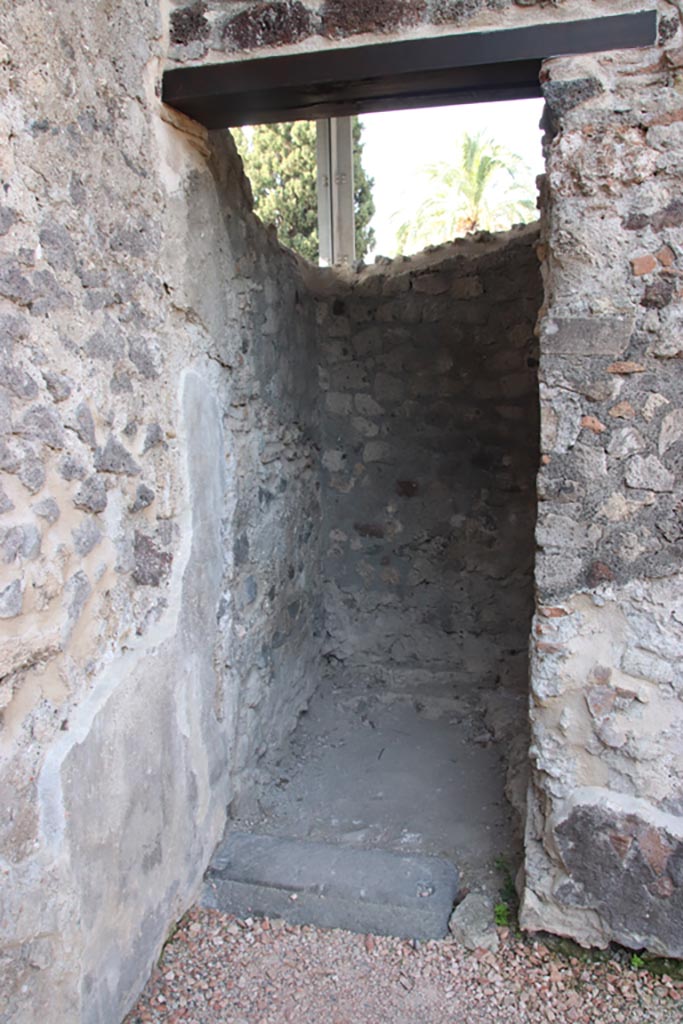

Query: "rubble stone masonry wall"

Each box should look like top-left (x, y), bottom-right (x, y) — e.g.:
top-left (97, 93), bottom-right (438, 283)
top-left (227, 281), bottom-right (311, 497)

top-left (165, 0), bottom-right (661, 63)
top-left (2, 1), bottom-right (683, 1022)
top-left (0, 5), bottom-right (323, 1022)
top-left (315, 230), bottom-right (541, 711)
top-left (521, 11), bottom-right (683, 955)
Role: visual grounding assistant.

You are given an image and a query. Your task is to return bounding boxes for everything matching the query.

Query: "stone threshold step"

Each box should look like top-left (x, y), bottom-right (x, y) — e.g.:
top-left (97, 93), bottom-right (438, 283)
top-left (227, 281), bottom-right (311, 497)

top-left (201, 832), bottom-right (459, 940)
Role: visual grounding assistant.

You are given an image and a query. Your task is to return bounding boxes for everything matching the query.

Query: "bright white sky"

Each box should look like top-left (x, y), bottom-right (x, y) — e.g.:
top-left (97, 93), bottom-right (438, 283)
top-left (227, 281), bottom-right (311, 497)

top-left (359, 97), bottom-right (546, 259)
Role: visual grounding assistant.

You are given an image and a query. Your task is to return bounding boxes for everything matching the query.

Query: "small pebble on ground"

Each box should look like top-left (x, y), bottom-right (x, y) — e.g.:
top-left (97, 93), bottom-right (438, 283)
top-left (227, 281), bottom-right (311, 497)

top-left (125, 907), bottom-right (683, 1024)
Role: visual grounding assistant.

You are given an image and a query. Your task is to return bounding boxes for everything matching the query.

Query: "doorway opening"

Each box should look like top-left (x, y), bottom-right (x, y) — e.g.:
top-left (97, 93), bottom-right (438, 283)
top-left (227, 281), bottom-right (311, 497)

top-left (161, 9), bottom-right (657, 936)
top-left (225, 98), bottom-right (544, 902)
top-left (237, 228), bottom-right (542, 902)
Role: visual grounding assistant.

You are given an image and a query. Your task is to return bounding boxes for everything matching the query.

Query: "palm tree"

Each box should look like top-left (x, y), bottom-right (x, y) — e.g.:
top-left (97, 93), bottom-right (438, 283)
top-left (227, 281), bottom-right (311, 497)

top-left (394, 131), bottom-right (537, 255)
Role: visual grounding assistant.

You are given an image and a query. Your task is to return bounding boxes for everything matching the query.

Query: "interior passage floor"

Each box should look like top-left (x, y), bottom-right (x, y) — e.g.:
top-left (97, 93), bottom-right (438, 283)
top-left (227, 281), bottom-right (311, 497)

top-left (233, 673), bottom-right (524, 893)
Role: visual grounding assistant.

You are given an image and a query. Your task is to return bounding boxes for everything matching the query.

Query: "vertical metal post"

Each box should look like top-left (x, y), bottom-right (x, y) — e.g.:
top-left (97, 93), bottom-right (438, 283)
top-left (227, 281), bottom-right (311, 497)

top-left (316, 119), bottom-right (333, 267)
top-left (316, 117), bottom-right (355, 267)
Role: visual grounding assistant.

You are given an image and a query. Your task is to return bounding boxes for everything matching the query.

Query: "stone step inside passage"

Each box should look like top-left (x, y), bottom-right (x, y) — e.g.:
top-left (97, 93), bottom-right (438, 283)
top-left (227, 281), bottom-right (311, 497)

top-left (201, 832), bottom-right (460, 940)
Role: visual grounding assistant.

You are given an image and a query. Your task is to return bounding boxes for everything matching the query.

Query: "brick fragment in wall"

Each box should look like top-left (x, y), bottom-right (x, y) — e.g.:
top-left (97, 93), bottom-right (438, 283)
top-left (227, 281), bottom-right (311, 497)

top-left (223, 1), bottom-right (313, 49)
top-left (641, 278), bottom-right (676, 309)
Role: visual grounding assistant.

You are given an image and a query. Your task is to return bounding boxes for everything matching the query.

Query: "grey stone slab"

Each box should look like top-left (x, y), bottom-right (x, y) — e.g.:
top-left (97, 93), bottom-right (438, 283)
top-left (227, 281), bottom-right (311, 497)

top-left (201, 832), bottom-right (459, 940)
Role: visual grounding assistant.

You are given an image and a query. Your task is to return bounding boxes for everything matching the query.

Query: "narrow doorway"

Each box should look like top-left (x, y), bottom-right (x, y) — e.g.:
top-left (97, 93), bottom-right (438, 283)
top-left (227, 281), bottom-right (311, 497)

top-left (218, 99), bottom-right (544, 921)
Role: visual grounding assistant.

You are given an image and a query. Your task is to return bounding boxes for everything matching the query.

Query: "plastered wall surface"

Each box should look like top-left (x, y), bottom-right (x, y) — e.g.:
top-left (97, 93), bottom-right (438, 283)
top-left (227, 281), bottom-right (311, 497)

top-left (0, 5), bottom-right (323, 1021)
top-left (1, 0), bottom-right (683, 1021)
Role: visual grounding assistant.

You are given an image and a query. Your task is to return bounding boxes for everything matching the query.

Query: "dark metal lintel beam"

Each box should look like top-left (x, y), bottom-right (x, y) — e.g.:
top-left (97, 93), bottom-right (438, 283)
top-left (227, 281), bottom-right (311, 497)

top-left (162, 10), bottom-right (657, 127)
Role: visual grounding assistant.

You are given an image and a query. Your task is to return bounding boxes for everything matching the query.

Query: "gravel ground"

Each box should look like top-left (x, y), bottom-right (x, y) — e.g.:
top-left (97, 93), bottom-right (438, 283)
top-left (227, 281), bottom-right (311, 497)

top-left (125, 907), bottom-right (683, 1024)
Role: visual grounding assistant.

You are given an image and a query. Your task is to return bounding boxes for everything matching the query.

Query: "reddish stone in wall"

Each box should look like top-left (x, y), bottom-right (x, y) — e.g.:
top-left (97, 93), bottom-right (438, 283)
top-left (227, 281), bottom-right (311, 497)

top-left (223, 1), bottom-right (314, 49)
top-left (321, 0), bottom-right (426, 38)
top-left (432, 0), bottom-right (508, 26)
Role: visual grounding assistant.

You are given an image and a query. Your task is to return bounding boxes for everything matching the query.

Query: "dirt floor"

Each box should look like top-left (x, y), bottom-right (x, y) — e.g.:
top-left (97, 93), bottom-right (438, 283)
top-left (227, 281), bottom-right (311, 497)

top-left (232, 672), bottom-right (524, 894)
top-left (125, 906), bottom-right (683, 1024)
top-left (125, 677), bottom-right (683, 1023)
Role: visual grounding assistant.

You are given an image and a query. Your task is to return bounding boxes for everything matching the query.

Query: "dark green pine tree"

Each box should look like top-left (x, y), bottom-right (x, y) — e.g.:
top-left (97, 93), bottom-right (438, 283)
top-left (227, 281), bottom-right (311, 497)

top-left (233, 118), bottom-right (376, 263)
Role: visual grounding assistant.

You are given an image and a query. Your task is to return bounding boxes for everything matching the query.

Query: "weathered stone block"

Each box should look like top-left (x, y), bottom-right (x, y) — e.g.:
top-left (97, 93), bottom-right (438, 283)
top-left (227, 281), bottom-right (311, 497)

top-left (131, 484), bottom-right (155, 513)
top-left (94, 436), bottom-right (141, 476)
top-left (170, 1), bottom-right (210, 45)
top-left (625, 455), bottom-right (675, 492)
top-left (73, 475), bottom-right (108, 514)
top-left (132, 531), bottom-right (172, 586)
top-left (16, 405), bottom-right (65, 449)
top-left (544, 316), bottom-right (633, 357)
top-left (224, 1), bottom-right (313, 49)
top-left (553, 798), bottom-right (683, 957)
top-left (322, 0), bottom-right (425, 37)
top-left (0, 578), bottom-right (23, 618)
top-left (72, 517), bottom-right (103, 556)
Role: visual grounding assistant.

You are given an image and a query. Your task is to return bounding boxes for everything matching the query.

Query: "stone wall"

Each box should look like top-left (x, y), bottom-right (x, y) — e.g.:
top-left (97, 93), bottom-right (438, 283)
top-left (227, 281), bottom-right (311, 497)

top-left (520, 9), bottom-right (683, 957)
top-left (165, 0), bottom-right (655, 63)
top-left (0, 7), bottom-right (322, 1021)
top-left (314, 229), bottom-right (541, 714)
top-left (3, 0), bottom-right (683, 1021)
